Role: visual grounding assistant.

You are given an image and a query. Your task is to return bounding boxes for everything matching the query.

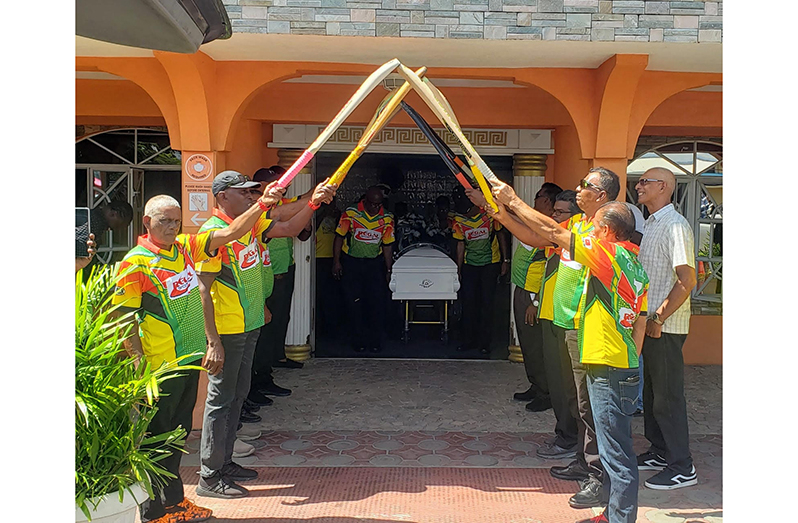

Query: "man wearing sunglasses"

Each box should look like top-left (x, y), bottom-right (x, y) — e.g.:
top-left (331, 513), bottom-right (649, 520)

top-left (634, 167), bottom-right (698, 491)
top-left (195, 171), bottom-right (337, 500)
top-left (485, 167), bottom-right (622, 510)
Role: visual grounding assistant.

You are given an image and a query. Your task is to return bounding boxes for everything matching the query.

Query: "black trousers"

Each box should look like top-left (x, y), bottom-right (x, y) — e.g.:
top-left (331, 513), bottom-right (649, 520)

top-left (257, 264), bottom-right (296, 365)
top-left (139, 364), bottom-right (200, 522)
top-left (642, 333), bottom-right (693, 474)
top-left (460, 263), bottom-right (500, 352)
top-left (565, 329), bottom-right (603, 480)
top-left (540, 319), bottom-right (579, 449)
top-left (316, 258), bottom-right (341, 340)
top-left (341, 254), bottom-right (387, 350)
top-left (514, 286), bottom-right (548, 397)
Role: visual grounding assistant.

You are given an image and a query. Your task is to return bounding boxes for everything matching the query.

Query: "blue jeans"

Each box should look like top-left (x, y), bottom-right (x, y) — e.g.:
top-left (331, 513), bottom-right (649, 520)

top-left (586, 364), bottom-right (640, 523)
top-left (200, 329), bottom-right (259, 477)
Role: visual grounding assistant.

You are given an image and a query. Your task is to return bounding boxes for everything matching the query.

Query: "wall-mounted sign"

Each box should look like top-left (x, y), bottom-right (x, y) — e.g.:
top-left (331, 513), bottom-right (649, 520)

top-left (185, 154), bottom-right (213, 181)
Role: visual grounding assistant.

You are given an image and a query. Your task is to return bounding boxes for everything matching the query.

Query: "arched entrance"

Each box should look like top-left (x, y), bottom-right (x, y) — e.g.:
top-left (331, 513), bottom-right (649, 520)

top-left (75, 128), bottom-right (182, 263)
top-left (626, 140), bottom-right (723, 312)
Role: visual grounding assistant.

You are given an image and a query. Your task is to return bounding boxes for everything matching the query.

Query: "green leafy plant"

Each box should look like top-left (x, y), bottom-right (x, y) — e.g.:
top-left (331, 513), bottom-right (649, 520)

top-left (75, 263), bottom-right (196, 520)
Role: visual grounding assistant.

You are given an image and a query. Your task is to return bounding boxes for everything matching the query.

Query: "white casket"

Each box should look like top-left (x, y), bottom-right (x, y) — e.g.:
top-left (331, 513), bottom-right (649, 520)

top-left (389, 245), bottom-right (460, 301)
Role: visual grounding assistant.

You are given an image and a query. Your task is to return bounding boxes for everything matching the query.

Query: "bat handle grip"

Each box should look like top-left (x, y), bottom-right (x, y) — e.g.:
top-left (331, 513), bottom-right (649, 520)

top-left (277, 150), bottom-right (314, 188)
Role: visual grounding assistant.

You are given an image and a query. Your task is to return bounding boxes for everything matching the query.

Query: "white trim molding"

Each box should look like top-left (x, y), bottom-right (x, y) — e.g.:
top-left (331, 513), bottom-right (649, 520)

top-left (268, 124), bottom-right (554, 156)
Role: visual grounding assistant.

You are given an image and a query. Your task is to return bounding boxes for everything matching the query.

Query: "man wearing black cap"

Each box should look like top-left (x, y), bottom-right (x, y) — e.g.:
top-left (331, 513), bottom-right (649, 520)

top-left (195, 170), bottom-right (336, 499)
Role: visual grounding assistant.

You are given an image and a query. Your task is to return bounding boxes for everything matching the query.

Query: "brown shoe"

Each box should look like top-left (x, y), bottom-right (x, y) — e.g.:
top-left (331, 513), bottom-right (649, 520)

top-left (160, 498), bottom-right (212, 522)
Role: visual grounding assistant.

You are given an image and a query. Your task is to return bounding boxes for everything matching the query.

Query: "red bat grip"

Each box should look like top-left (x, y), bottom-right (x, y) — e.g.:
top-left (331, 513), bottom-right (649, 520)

top-left (276, 150), bottom-right (314, 188)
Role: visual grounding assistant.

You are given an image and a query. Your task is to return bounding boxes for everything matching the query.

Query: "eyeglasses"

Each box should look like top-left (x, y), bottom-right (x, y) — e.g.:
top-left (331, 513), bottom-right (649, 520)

top-left (579, 178), bottom-right (603, 192)
top-left (551, 209), bottom-right (569, 216)
top-left (636, 178), bottom-right (665, 186)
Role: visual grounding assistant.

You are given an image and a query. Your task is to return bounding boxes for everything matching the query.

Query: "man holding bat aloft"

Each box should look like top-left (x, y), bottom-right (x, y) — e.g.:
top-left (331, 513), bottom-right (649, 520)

top-left (489, 180), bottom-right (649, 523)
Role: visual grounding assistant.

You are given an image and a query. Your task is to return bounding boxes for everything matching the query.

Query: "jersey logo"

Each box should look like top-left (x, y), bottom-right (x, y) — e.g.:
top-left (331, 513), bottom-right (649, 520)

top-left (354, 228), bottom-right (382, 244)
top-left (619, 307), bottom-right (636, 329)
top-left (166, 266), bottom-right (198, 299)
top-left (582, 237), bottom-right (593, 249)
top-left (559, 249), bottom-right (583, 270)
top-left (233, 240), bottom-right (261, 270)
top-left (464, 227), bottom-right (489, 241)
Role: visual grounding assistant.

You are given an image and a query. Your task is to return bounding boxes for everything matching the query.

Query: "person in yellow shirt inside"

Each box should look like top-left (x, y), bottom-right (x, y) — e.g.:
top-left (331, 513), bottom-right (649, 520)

top-left (113, 184), bottom-right (286, 523)
top-left (194, 171), bottom-right (336, 500)
top-left (490, 180), bottom-right (649, 523)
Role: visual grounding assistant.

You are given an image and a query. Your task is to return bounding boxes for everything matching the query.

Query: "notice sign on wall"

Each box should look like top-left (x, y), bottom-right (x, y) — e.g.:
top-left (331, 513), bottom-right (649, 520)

top-left (182, 152), bottom-right (216, 232)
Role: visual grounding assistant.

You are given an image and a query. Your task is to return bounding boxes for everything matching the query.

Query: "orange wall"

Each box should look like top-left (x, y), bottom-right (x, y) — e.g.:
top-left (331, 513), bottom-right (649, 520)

top-left (76, 79), bottom-right (161, 117)
top-left (683, 315), bottom-right (722, 365)
top-left (225, 118), bottom-right (264, 178)
top-left (552, 124), bottom-right (590, 190)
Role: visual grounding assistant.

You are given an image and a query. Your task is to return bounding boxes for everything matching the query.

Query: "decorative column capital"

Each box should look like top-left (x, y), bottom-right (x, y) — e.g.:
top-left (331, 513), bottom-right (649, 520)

top-left (513, 154), bottom-right (548, 177)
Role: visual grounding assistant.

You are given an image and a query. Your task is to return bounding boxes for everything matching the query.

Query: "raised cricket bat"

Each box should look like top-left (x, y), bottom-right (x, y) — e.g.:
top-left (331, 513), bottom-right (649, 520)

top-left (395, 65), bottom-right (499, 211)
top-left (329, 67), bottom-right (427, 187)
top-left (400, 101), bottom-right (473, 190)
top-left (277, 58), bottom-right (401, 188)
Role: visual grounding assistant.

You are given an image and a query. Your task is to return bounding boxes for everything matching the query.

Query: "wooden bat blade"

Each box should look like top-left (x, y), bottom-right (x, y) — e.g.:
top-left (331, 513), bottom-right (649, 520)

top-left (277, 58), bottom-right (401, 187)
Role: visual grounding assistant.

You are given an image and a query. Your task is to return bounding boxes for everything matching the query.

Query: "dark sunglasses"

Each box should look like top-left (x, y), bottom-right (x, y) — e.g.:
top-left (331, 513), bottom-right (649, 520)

top-left (636, 178), bottom-right (665, 186)
top-left (579, 178), bottom-right (603, 192)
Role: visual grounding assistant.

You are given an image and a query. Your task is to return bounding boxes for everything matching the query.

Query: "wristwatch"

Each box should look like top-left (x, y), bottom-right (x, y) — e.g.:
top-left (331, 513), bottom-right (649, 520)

top-left (503, 258), bottom-right (511, 263)
top-left (530, 293), bottom-right (539, 307)
top-left (649, 312), bottom-right (664, 325)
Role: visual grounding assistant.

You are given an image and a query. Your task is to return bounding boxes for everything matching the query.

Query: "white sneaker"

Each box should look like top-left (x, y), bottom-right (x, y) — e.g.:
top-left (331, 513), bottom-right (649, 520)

top-left (232, 439), bottom-right (255, 458)
top-left (236, 425), bottom-right (262, 442)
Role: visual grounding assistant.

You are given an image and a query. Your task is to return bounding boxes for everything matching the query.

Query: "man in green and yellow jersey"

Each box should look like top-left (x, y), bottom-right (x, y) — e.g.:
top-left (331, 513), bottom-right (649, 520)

top-left (333, 186), bottom-right (395, 354)
top-left (195, 171), bottom-right (336, 500)
top-left (492, 182), bottom-right (648, 523)
top-left (113, 185), bottom-right (285, 523)
top-left (253, 166), bottom-right (313, 372)
top-left (508, 182), bottom-right (562, 412)
top-left (452, 188), bottom-right (509, 357)
top-left (488, 168), bottom-right (622, 510)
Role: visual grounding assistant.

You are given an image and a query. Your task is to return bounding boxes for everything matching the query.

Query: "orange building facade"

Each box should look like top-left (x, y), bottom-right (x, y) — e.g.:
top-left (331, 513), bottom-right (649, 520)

top-left (76, 32), bottom-right (722, 364)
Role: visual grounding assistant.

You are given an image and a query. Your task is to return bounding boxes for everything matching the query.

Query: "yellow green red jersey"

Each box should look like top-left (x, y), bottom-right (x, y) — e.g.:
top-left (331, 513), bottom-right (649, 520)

top-left (195, 208), bottom-right (275, 335)
top-left (537, 247), bottom-right (560, 322)
top-left (552, 214), bottom-right (594, 330)
top-left (511, 242), bottom-right (546, 292)
top-left (112, 232), bottom-right (215, 369)
top-left (572, 234), bottom-right (649, 368)
top-left (266, 196), bottom-right (299, 275)
top-left (335, 201), bottom-right (395, 259)
top-left (452, 211), bottom-right (502, 266)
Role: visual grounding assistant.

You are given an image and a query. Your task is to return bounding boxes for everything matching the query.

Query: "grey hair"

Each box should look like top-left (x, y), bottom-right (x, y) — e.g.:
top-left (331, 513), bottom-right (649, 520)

top-left (144, 195), bottom-right (181, 217)
top-left (588, 166), bottom-right (621, 201)
top-left (597, 201), bottom-right (635, 241)
top-left (555, 190), bottom-right (581, 215)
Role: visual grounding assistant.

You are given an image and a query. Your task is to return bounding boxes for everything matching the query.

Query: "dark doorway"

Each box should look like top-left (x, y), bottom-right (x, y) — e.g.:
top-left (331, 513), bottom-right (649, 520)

top-left (313, 152), bottom-right (512, 359)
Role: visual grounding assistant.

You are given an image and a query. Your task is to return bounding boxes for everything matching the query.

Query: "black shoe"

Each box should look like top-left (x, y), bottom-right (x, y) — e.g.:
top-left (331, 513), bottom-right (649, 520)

top-left (550, 459), bottom-right (590, 481)
top-left (354, 346), bottom-right (366, 353)
top-left (513, 386), bottom-right (537, 402)
top-left (274, 359), bottom-right (304, 369)
top-left (637, 450), bottom-right (667, 471)
top-left (536, 442), bottom-right (578, 460)
top-left (246, 390), bottom-right (273, 407)
top-left (239, 410), bottom-right (261, 424)
top-left (196, 473), bottom-right (249, 499)
top-left (259, 383), bottom-right (292, 397)
top-left (221, 462), bottom-right (259, 482)
top-left (644, 465), bottom-right (698, 490)
top-left (243, 399), bottom-right (262, 413)
top-left (479, 348), bottom-right (490, 355)
top-left (568, 476), bottom-right (607, 509)
top-left (525, 396), bottom-right (553, 412)
top-left (370, 347), bottom-right (381, 353)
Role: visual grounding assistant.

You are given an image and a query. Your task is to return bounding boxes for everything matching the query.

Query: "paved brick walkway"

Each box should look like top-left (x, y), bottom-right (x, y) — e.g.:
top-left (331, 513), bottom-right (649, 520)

top-left (173, 359), bottom-right (722, 522)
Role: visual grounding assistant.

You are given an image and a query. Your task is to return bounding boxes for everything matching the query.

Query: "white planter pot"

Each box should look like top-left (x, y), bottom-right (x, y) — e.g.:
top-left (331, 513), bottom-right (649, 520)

top-left (75, 483), bottom-right (147, 523)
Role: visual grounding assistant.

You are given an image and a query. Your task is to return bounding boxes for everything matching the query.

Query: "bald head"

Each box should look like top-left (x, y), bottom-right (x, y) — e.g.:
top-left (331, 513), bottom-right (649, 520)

top-left (645, 167), bottom-right (676, 196)
top-left (636, 167), bottom-right (676, 213)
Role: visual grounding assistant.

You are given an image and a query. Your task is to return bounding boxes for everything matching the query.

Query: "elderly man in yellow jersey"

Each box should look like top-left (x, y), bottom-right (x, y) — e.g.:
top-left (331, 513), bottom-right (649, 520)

top-left (113, 185), bottom-right (285, 523)
top-left (489, 167), bottom-right (621, 509)
top-left (194, 171), bottom-right (336, 499)
top-left (634, 167), bottom-right (698, 490)
top-left (333, 186), bottom-right (395, 354)
top-left (491, 180), bottom-right (649, 523)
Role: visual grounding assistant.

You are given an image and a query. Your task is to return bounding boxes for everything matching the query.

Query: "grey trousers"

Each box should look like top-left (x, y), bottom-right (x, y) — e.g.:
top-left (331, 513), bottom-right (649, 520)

top-left (200, 328), bottom-right (260, 477)
top-left (565, 329), bottom-right (603, 481)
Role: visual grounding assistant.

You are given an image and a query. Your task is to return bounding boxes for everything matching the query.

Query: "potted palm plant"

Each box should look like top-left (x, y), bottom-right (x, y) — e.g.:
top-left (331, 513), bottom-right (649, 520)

top-left (75, 264), bottom-right (192, 522)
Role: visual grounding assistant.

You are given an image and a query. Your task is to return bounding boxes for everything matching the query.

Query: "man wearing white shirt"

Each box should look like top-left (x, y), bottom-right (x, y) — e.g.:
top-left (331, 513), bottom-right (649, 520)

top-left (634, 167), bottom-right (698, 490)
